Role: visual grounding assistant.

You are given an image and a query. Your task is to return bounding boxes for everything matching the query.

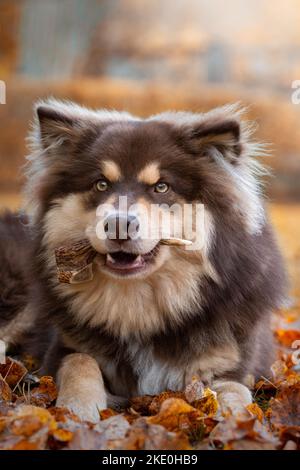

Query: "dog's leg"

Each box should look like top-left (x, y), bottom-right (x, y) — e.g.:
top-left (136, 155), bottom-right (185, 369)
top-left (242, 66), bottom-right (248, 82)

top-left (212, 380), bottom-right (252, 416)
top-left (56, 353), bottom-right (107, 423)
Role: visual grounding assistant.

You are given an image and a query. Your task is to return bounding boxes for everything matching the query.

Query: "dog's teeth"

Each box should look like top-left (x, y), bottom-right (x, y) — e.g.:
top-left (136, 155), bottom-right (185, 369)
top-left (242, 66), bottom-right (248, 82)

top-left (107, 253), bottom-right (116, 263)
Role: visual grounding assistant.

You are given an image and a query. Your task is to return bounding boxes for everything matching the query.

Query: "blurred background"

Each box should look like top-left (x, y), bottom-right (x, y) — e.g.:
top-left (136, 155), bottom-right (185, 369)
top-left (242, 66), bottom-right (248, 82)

top-left (0, 0), bottom-right (299, 303)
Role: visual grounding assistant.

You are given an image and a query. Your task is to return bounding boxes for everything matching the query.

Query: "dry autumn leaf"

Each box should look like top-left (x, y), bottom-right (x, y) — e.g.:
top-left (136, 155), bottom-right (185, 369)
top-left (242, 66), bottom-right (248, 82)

top-left (67, 415), bottom-right (130, 450)
top-left (185, 378), bottom-right (205, 403)
top-left (192, 388), bottom-right (219, 417)
top-left (0, 405), bottom-right (57, 450)
top-left (0, 301), bottom-right (299, 451)
top-left (148, 391), bottom-right (186, 415)
top-left (227, 439), bottom-right (277, 450)
top-left (30, 376), bottom-right (57, 407)
top-left (246, 402), bottom-right (265, 423)
top-left (148, 397), bottom-right (206, 442)
top-left (0, 357), bottom-right (27, 388)
top-left (95, 415), bottom-right (130, 446)
top-left (47, 407), bottom-right (82, 449)
top-left (66, 427), bottom-right (107, 450)
top-left (115, 417), bottom-right (191, 450)
top-left (99, 408), bottom-right (119, 421)
top-left (0, 375), bottom-right (12, 402)
top-left (210, 415), bottom-right (279, 449)
top-left (275, 329), bottom-right (300, 348)
top-left (267, 383), bottom-right (300, 430)
top-left (130, 395), bottom-right (154, 415)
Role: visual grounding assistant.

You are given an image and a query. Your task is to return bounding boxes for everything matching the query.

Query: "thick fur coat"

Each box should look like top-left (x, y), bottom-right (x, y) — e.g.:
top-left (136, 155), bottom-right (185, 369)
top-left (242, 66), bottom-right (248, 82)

top-left (0, 100), bottom-right (287, 421)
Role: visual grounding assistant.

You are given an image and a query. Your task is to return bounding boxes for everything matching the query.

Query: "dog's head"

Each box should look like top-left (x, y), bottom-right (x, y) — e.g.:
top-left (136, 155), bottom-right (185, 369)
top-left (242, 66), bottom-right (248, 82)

top-left (25, 99), bottom-right (265, 281)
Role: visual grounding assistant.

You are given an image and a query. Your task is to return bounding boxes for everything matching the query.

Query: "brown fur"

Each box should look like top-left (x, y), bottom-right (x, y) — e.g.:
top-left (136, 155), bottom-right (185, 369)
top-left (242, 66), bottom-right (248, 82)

top-left (0, 100), bottom-right (287, 420)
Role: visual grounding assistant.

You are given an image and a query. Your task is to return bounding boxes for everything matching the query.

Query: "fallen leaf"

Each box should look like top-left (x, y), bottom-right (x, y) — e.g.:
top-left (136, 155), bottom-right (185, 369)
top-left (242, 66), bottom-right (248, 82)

top-left (227, 439), bottom-right (277, 450)
top-left (148, 391), bottom-right (185, 415)
top-left (0, 405), bottom-right (56, 450)
top-left (283, 439), bottom-right (298, 450)
top-left (0, 401), bottom-right (15, 417)
top-left (49, 406), bottom-right (80, 424)
top-left (51, 428), bottom-right (73, 443)
top-left (185, 379), bottom-right (205, 403)
top-left (130, 395), bottom-right (154, 415)
top-left (279, 427), bottom-right (300, 449)
top-left (0, 357), bottom-right (27, 388)
top-left (10, 405), bottom-right (57, 435)
top-left (275, 329), bottom-right (300, 348)
top-left (48, 407), bottom-right (81, 449)
top-left (94, 414), bottom-right (130, 442)
top-left (0, 375), bottom-right (12, 401)
top-left (115, 418), bottom-right (191, 450)
top-left (267, 383), bottom-right (300, 429)
top-left (271, 359), bottom-right (288, 382)
top-left (148, 397), bottom-right (204, 441)
top-left (66, 427), bottom-right (107, 450)
top-left (192, 388), bottom-right (219, 417)
top-left (30, 376), bottom-right (57, 407)
top-left (100, 408), bottom-right (119, 421)
top-left (210, 415), bottom-right (278, 449)
top-left (246, 403), bottom-right (265, 423)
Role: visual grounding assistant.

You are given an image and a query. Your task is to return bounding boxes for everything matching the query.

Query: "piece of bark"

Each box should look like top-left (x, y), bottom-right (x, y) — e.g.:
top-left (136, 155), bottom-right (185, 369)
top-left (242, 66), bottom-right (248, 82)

top-left (55, 239), bottom-right (97, 284)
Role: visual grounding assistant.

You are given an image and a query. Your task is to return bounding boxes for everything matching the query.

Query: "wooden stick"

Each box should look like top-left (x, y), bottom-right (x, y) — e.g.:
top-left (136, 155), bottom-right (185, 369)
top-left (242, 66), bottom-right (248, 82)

top-left (160, 238), bottom-right (193, 246)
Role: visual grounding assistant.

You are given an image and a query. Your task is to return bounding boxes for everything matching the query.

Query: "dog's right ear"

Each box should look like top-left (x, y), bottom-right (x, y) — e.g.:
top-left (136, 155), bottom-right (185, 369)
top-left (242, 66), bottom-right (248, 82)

top-left (36, 104), bottom-right (82, 149)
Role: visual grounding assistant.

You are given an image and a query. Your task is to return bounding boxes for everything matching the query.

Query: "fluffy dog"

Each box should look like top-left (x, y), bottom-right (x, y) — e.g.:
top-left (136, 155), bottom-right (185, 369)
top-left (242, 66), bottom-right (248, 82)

top-left (0, 100), bottom-right (287, 422)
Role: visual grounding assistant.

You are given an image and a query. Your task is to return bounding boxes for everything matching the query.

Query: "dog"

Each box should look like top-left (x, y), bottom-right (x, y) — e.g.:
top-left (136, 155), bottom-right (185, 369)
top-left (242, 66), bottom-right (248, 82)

top-left (0, 99), bottom-right (287, 422)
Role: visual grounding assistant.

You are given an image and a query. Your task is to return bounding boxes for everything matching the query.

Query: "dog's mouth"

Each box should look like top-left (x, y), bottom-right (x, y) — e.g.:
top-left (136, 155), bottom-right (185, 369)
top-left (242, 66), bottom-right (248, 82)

top-left (104, 246), bottom-right (159, 275)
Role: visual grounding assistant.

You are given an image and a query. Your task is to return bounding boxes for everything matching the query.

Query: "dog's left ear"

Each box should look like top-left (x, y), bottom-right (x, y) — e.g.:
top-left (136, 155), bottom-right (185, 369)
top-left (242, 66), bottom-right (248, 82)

top-left (189, 119), bottom-right (242, 164)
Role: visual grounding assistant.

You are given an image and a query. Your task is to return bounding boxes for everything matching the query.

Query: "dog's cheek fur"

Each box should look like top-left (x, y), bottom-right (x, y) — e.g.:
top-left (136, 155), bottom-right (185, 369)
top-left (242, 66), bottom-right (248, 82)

top-left (42, 193), bottom-right (95, 248)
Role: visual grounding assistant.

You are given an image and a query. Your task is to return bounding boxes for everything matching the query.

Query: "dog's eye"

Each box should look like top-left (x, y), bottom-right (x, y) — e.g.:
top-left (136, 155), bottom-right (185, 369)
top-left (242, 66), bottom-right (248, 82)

top-left (95, 179), bottom-right (109, 192)
top-left (154, 182), bottom-right (169, 193)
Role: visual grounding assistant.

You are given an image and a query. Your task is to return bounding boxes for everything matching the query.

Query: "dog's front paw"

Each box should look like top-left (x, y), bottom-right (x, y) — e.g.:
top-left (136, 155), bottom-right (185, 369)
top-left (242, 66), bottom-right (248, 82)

top-left (56, 395), bottom-right (105, 423)
top-left (56, 353), bottom-right (107, 423)
top-left (212, 380), bottom-right (252, 416)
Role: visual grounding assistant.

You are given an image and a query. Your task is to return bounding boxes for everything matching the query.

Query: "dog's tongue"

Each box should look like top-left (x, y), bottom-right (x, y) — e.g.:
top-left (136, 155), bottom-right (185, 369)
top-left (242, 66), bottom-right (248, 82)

top-left (106, 252), bottom-right (144, 270)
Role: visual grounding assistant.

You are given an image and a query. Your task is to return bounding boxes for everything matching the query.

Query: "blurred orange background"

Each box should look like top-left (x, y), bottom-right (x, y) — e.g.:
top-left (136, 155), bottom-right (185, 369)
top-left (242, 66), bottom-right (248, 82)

top-left (0, 0), bottom-right (299, 304)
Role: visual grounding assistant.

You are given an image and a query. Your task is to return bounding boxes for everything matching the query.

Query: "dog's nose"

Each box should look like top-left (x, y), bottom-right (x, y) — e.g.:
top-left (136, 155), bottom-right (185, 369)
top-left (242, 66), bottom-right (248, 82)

top-left (104, 214), bottom-right (139, 240)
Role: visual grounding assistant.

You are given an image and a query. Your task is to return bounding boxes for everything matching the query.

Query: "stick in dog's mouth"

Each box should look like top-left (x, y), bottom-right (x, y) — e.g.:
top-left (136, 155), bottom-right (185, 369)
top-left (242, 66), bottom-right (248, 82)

top-left (55, 237), bottom-right (192, 284)
top-left (160, 238), bottom-right (193, 246)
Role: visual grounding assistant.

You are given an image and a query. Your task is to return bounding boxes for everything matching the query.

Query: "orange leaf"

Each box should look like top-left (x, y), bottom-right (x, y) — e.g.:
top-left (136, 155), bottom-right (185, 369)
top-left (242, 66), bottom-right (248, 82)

top-left (275, 329), bottom-right (300, 348)
top-left (192, 388), bottom-right (219, 417)
top-left (148, 398), bottom-right (204, 439)
top-left (116, 418), bottom-right (191, 450)
top-left (246, 403), bottom-right (264, 423)
top-left (0, 376), bottom-right (12, 402)
top-left (30, 376), bottom-right (57, 407)
top-left (0, 357), bottom-right (27, 388)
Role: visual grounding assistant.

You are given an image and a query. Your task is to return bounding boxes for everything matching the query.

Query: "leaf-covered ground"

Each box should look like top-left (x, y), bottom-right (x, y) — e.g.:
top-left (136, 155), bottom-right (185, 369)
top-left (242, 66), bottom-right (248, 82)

top-left (0, 350), bottom-right (299, 450)
top-left (0, 204), bottom-right (299, 450)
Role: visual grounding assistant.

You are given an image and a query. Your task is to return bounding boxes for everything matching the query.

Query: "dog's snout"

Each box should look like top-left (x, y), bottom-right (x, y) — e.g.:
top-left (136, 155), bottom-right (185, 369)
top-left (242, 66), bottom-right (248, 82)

top-left (104, 214), bottom-right (139, 240)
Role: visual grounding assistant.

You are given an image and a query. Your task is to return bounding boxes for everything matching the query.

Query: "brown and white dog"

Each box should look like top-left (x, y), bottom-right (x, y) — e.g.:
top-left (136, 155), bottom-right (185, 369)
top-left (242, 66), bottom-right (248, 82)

top-left (0, 99), bottom-right (287, 422)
